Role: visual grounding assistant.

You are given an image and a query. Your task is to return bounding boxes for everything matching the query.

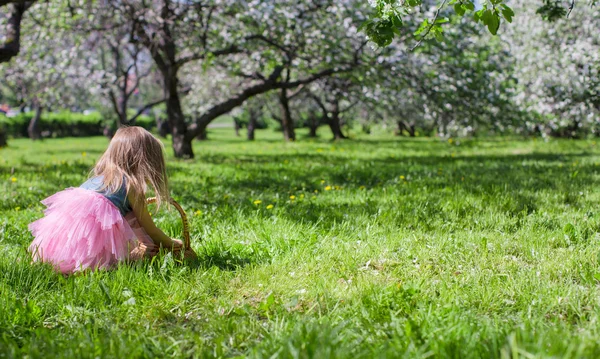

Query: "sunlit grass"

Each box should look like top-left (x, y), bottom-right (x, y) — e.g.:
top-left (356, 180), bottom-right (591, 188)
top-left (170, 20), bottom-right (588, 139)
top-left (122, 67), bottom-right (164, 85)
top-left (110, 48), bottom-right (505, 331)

top-left (2, 129), bottom-right (600, 357)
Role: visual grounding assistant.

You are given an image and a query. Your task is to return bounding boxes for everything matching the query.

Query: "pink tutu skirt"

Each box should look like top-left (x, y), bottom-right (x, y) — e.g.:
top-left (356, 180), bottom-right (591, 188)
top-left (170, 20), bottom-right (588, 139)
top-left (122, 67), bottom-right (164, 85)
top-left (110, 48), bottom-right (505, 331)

top-left (28, 188), bottom-right (154, 274)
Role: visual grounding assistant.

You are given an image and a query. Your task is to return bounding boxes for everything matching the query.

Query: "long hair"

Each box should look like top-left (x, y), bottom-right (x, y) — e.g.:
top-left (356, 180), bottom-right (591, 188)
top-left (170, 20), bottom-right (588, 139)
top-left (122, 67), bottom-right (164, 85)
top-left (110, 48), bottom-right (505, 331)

top-left (92, 126), bottom-right (169, 210)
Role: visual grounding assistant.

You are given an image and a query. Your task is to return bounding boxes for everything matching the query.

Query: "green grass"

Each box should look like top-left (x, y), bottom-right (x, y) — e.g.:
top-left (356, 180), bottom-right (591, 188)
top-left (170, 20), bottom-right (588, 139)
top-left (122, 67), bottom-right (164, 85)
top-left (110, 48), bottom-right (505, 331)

top-left (3, 128), bottom-right (600, 358)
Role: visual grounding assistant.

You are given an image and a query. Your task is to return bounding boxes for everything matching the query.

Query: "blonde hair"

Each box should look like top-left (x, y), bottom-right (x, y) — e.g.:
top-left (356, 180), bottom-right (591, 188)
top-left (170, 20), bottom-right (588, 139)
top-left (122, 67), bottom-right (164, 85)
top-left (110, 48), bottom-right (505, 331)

top-left (93, 126), bottom-right (169, 209)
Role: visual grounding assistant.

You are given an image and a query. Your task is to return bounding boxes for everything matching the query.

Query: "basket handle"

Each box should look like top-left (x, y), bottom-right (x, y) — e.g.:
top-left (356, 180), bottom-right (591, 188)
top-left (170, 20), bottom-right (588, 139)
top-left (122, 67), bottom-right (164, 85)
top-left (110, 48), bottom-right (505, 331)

top-left (146, 197), bottom-right (191, 249)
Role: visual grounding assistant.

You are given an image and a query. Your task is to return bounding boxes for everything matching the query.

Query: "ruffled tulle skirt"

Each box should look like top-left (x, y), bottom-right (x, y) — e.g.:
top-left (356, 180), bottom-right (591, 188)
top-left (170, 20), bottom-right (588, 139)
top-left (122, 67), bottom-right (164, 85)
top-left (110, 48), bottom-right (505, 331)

top-left (28, 188), bottom-right (153, 274)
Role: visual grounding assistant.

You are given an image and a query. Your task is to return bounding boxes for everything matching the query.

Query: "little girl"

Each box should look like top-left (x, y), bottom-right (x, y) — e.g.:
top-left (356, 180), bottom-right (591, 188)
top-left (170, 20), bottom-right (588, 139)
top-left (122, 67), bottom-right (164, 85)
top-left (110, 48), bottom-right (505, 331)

top-left (28, 126), bottom-right (183, 274)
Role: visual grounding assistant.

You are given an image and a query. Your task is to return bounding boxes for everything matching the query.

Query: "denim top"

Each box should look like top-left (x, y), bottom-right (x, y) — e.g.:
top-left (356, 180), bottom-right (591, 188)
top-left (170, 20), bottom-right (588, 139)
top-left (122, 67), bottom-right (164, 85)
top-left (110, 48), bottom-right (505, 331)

top-left (80, 176), bottom-right (132, 216)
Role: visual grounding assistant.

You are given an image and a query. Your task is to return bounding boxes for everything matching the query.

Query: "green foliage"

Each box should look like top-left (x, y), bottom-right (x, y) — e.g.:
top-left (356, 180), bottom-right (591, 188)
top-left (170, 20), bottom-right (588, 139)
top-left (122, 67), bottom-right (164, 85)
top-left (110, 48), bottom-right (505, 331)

top-left (536, 0), bottom-right (568, 21)
top-left (0, 111), bottom-right (155, 138)
top-left (363, 0), bottom-right (514, 46)
top-left (3, 130), bottom-right (600, 357)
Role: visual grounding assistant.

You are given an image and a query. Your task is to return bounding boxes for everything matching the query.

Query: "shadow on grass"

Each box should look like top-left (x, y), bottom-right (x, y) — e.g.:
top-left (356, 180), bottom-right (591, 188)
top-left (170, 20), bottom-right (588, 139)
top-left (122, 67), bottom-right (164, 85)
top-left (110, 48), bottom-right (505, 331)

top-left (165, 149), bottom-right (600, 231)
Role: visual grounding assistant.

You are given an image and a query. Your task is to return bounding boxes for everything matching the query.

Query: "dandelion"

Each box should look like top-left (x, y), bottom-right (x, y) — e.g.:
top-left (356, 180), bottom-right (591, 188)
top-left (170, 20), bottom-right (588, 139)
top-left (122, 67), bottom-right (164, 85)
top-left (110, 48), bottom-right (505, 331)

top-left (82, 152), bottom-right (87, 157)
top-left (10, 177), bottom-right (17, 182)
top-left (300, 194), bottom-right (305, 199)
top-left (15, 207), bottom-right (20, 211)
top-left (448, 138), bottom-right (454, 144)
top-left (325, 186), bottom-right (332, 191)
top-left (266, 204), bottom-right (274, 209)
top-left (289, 195), bottom-right (296, 200)
top-left (334, 185), bottom-right (341, 190)
top-left (399, 175), bottom-right (405, 180)
top-left (253, 200), bottom-right (262, 205)
top-left (359, 185), bottom-right (366, 190)
top-left (194, 210), bottom-right (202, 216)
top-left (314, 189), bottom-right (319, 193)
top-left (320, 180), bottom-right (326, 184)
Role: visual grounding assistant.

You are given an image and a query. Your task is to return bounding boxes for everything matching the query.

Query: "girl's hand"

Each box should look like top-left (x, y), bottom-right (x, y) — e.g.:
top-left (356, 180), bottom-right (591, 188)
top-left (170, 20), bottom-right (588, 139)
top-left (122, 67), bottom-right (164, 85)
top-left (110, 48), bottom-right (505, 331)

top-left (130, 242), bottom-right (159, 260)
top-left (170, 239), bottom-right (184, 252)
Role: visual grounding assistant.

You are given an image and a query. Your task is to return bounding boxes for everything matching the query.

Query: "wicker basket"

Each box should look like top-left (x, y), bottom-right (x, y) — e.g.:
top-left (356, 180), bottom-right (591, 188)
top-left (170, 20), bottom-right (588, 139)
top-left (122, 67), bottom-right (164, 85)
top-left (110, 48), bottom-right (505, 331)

top-left (146, 197), bottom-right (197, 260)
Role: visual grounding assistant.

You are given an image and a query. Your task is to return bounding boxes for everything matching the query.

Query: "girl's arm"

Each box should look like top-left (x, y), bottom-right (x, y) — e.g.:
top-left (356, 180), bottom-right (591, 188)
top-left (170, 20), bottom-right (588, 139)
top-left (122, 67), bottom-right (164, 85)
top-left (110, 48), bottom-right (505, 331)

top-left (128, 193), bottom-right (183, 250)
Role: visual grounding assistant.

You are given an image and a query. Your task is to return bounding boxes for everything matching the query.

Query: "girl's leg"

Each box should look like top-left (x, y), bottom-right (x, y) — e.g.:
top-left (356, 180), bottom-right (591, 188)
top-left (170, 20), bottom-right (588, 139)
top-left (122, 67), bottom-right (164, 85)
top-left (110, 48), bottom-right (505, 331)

top-left (125, 213), bottom-right (159, 260)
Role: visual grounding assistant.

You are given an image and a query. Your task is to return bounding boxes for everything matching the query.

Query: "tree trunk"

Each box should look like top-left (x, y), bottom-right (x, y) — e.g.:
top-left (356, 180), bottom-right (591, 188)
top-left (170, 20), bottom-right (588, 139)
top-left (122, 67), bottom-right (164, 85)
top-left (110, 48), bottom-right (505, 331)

top-left (0, 128), bottom-right (7, 147)
top-left (234, 117), bottom-right (241, 137)
top-left (279, 88), bottom-right (296, 141)
top-left (196, 124), bottom-right (208, 141)
top-left (308, 111), bottom-right (319, 138)
top-left (117, 99), bottom-right (128, 127)
top-left (396, 121), bottom-right (405, 136)
top-left (163, 68), bottom-right (194, 158)
top-left (28, 103), bottom-right (42, 140)
top-left (407, 123), bottom-right (416, 137)
top-left (247, 112), bottom-right (257, 141)
top-left (172, 133), bottom-right (194, 159)
top-left (103, 125), bottom-right (114, 139)
top-left (157, 117), bottom-right (170, 138)
top-left (327, 100), bottom-right (346, 140)
top-left (398, 121), bottom-right (416, 137)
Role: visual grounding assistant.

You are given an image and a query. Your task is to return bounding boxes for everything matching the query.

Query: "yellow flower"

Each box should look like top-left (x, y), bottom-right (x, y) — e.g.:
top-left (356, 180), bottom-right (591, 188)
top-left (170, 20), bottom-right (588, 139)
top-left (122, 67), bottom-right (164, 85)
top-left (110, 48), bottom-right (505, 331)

top-left (15, 207), bottom-right (20, 211)
top-left (399, 175), bottom-right (405, 180)
top-left (195, 210), bottom-right (202, 216)
top-left (448, 138), bottom-right (454, 144)
top-left (266, 204), bottom-right (274, 209)
top-left (359, 186), bottom-right (366, 190)
top-left (253, 200), bottom-right (262, 205)
top-left (334, 185), bottom-right (341, 190)
top-left (320, 180), bottom-right (326, 184)
top-left (10, 177), bottom-right (16, 182)
top-left (300, 194), bottom-right (305, 199)
top-left (82, 152), bottom-right (87, 157)
top-left (289, 195), bottom-right (296, 200)
top-left (325, 186), bottom-right (332, 191)
top-left (314, 190), bottom-right (319, 193)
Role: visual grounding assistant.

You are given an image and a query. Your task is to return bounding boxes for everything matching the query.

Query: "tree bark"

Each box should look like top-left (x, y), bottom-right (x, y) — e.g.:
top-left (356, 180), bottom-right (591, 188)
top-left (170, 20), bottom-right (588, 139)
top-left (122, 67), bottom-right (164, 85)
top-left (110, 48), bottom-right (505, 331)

top-left (307, 110), bottom-right (319, 138)
top-left (156, 116), bottom-right (170, 138)
top-left (397, 121), bottom-right (416, 137)
top-left (0, 128), bottom-right (7, 147)
top-left (163, 68), bottom-right (194, 158)
top-left (278, 88), bottom-right (295, 141)
top-left (327, 100), bottom-right (346, 140)
top-left (103, 124), bottom-right (114, 139)
top-left (308, 117), bottom-right (319, 138)
top-left (396, 121), bottom-right (405, 136)
top-left (233, 117), bottom-right (241, 137)
top-left (172, 133), bottom-right (194, 158)
top-left (406, 122), bottom-right (416, 137)
top-left (195, 124), bottom-right (208, 141)
top-left (247, 111), bottom-right (257, 141)
top-left (27, 103), bottom-right (42, 140)
top-left (0, 2), bottom-right (33, 63)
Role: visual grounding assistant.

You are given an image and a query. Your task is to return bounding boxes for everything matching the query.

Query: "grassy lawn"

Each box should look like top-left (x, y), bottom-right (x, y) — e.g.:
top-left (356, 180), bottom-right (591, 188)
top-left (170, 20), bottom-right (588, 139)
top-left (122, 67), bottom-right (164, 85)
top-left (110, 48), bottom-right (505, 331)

top-left (2, 128), bottom-right (600, 358)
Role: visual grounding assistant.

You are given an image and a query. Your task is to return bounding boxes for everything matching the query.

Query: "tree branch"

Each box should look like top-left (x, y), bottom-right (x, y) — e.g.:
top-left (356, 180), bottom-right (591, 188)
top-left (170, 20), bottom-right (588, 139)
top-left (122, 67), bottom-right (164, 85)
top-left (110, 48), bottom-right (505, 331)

top-left (0, 1), bottom-right (34, 63)
top-left (186, 66), bottom-right (284, 138)
top-left (411, 0), bottom-right (448, 51)
top-left (127, 97), bottom-right (167, 124)
top-left (176, 44), bottom-right (241, 67)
